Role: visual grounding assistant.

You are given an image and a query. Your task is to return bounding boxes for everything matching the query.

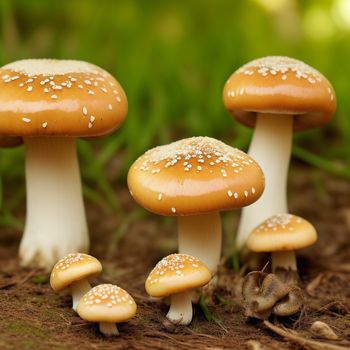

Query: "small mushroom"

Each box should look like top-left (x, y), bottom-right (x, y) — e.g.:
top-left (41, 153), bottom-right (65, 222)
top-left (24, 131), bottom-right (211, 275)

top-left (77, 284), bottom-right (137, 336)
top-left (145, 254), bottom-right (211, 325)
top-left (223, 56), bottom-right (336, 249)
top-left (246, 214), bottom-right (317, 275)
top-left (50, 253), bottom-right (102, 311)
top-left (128, 136), bottom-right (264, 275)
top-left (0, 59), bottom-right (128, 269)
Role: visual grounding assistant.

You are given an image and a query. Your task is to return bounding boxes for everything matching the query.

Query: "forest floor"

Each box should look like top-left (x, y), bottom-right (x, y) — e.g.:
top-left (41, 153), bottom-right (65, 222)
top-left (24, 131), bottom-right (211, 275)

top-left (0, 165), bottom-right (349, 350)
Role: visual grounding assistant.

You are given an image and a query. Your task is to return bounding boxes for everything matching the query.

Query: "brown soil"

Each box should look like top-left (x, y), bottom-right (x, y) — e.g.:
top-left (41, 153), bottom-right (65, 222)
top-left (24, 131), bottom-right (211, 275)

top-left (0, 166), bottom-right (349, 350)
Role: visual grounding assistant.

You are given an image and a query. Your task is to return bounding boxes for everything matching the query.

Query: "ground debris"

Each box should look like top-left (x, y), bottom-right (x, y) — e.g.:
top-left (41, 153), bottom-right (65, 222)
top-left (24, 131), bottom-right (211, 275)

top-left (264, 320), bottom-right (349, 350)
top-left (310, 321), bottom-right (339, 340)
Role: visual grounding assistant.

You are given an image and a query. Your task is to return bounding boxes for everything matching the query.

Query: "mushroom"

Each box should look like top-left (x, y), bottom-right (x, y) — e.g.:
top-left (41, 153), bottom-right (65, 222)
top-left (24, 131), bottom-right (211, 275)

top-left (145, 254), bottom-right (211, 325)
top-left (50, 253), bottom-right (102, 311)
top-left (246, 214), bottom-right (317, 276)
top-left (0, 59), bottom-right (128, 269)
top-left (77, 284), bottom-right (137, 336)
top-left (223, 56), bottom-right (336, 249)
top-left (127, 136), bottom-right (264, 274)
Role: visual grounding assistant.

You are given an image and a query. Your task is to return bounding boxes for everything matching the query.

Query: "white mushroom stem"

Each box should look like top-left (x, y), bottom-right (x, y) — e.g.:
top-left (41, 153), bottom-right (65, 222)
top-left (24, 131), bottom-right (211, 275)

top-left (20, 137), bottom-right (89, 270)
top-left (99, 322), bottom-right (119, 336)
top-left (178, 212), bottom-right (221, 273)
top-left (236, 113), bottom-right (293, 249)
top-left (271, 251), bottom-right (297, 272)
top-left (71, 279), bottom-right (92, 311)
top-left (166, 291), bottom-right (193, 325)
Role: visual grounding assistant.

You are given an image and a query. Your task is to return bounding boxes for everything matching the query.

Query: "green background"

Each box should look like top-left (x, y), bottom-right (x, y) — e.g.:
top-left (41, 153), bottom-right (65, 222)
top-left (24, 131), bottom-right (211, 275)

top-left (0, 0), bottom-right (349, 227)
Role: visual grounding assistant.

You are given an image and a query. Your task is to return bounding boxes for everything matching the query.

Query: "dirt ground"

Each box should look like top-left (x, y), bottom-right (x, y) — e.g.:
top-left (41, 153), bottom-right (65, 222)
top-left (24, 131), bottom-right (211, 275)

top-left (0, 165), bottom-right (349, 350)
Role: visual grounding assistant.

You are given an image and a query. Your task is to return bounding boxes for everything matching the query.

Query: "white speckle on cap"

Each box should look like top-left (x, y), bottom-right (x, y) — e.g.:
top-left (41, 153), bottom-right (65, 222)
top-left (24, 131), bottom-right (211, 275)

top-left (42, 122), bottom-right (48, 128)
top-left (22, 117), bottom-right (31, 123)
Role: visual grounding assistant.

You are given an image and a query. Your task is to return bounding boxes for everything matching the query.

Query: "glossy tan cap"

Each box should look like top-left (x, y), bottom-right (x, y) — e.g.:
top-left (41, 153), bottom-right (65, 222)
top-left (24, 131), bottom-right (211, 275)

top-left (247, 214), bottom-right (317, 252)
top-left (127, 136), bottom-right (265, 216)
top-left (145, 254), bottom-right (211, 297)
top-left (77, 284), bottom-right (137, 323)
top-left (223, 56), bottom-right (336, 131)
top-left (0, 59), bottom-right (127, 137)
top-left (50, 253), bottom-right (102, 291)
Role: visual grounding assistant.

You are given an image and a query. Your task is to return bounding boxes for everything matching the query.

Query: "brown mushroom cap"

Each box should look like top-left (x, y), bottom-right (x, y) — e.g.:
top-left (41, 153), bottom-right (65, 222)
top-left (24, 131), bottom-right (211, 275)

top-left (223, 56), bottom-right (336, 131)
top-left (127, 136), bottom-right (265, 216)
top-left (77, 284), bottom-right (137, 323)
top-left (145, 254), bottom-right (211, 297)
top-left (247, 214), bottom-right (317, 252)
top-left (0, 59), bottom-right (127, 137)
top-left (50, 253), bottom-right (102, 291)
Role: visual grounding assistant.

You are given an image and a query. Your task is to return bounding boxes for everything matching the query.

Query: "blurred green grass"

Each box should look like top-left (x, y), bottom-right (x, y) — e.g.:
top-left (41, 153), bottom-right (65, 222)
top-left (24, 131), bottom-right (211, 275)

top-left (0, 0), bottom-right (350, 226)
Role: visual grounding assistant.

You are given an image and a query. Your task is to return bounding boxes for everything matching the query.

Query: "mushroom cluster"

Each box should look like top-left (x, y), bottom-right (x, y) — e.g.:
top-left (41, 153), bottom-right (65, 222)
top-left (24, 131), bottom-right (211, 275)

top-left (50, 253), bottom-right (137, 336)
top-left (3, 54), bottom-right (338, 332)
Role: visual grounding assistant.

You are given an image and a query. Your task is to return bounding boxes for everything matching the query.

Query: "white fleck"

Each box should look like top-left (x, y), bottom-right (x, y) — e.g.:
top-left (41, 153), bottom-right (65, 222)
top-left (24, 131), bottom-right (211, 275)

top-left (22, 117), bottom-right (31, 123)
top-left (51, 94), bottom-right (58, 99)
top-left (42, 122), bottom-right (48, 128)
top-left (108, 104), bottom-right (113, 110)
top-left (227, 190), bottom-right (233, 197)
top-left (82, 106), bottom-right (88, 116)
top-left (171, 207), bottom-right (176, 213)
top-left (90, 115), bottom-right (95, 123)
top-left (27, 86), bottom-right (33, 92)
top-left (88, 90), bottom-right (94, 95)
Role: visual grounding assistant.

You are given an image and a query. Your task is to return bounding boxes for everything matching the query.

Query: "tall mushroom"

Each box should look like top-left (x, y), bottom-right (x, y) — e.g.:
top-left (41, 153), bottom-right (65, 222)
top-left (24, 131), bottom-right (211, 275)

top-left (223, 56), bottom-right (336, 249)
top-left (0, 59), bottom-right (128, 269)
top-left (127, 136), bottom-right (264, 274)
